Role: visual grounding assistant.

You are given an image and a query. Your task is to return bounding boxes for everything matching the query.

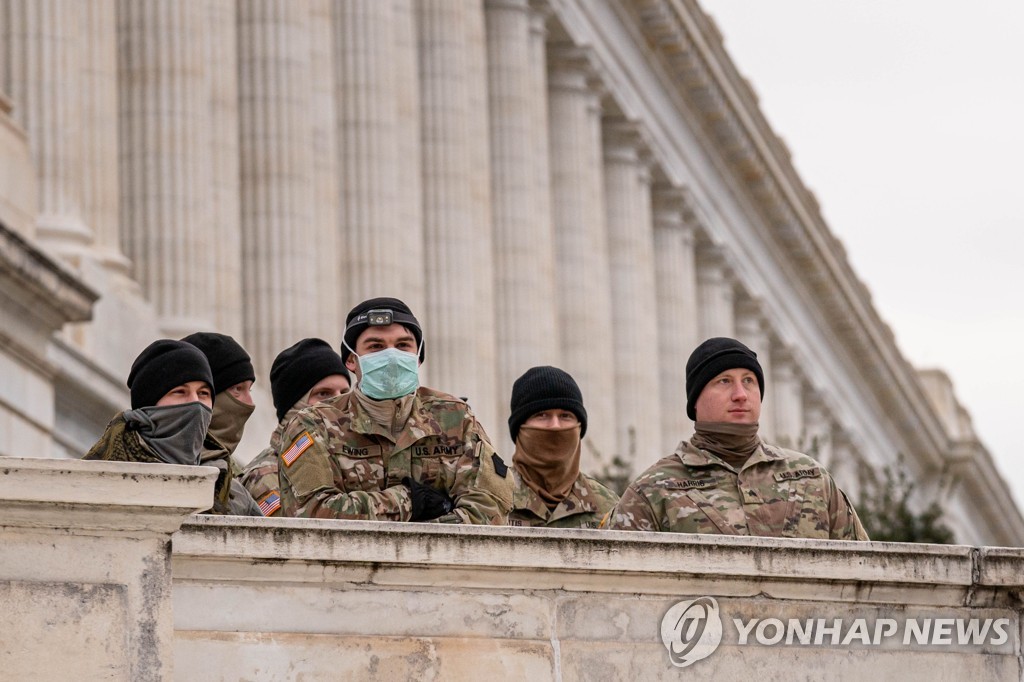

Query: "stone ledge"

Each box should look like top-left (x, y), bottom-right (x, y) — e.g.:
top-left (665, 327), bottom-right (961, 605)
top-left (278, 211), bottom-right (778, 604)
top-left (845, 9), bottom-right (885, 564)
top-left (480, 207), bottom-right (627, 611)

top-left (171, 517), bottom-right (1017, 607)
top-left (1, 456), bottom-right (218, 532)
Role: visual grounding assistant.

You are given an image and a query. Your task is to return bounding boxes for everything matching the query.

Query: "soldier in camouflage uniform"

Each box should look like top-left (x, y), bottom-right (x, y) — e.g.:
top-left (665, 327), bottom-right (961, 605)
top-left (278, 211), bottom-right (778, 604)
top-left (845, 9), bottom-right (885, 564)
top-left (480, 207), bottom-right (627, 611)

top-left (182, 332), bottom-right (262, 516)
top-left (278, 297), bottom-right (513, 524)
top-left (606, 337), bottom-right (868, 540)
top-left (84, 340), bottom-right (215, 468)
top-left (239, 338), bottom-right (351, 517)
top-left (506, 366), bottom-right (618, 529)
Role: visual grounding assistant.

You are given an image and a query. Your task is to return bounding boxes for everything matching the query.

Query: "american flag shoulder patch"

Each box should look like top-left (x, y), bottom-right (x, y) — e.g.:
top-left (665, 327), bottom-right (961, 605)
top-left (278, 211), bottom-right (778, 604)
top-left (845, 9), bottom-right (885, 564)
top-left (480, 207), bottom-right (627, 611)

top-left (282, 432), bottom-right (314, 467)
top-left (257, 490), bottom-right (281, 516)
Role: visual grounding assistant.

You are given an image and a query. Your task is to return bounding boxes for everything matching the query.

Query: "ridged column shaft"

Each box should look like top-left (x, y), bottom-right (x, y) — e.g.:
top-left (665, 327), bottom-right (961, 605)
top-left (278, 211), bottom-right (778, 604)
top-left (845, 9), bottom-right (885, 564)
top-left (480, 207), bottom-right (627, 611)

top-left (653, 185), bottom-right (700, 452)
top-left (207, 0), bottom-right (242, 338)
top-left (486, 0), bottom-right (559, 437)
top-left (463, 0), bottom-right (499, 427)
top-left (81, 0), bottom-right (128, 273)
top-left (118, 0), bottom-right (214, 336)
top-left (393, 0), bottom-right (426, 319)
top-left (803, 395), bottom-right (834, 467)
top-left (6, 0), bottom-right (90, 256)
top-left (735, 298), bottom-right (775, 442)
top-left (309, 0), bottom-right (341, 341)
top-left (333, 0), bottom-right (400, 304)
top-left (603, 121), bottom-right (661, 469)
top-left (771, 350), bottom-right (805, 448)
top-left (238, 0), bottom-right (317, 373)
top-left (417, 0), bottom-right (488, 412)
top-left (547, 46), bottom-right (616, 468)
top-left (696, 244), bottom-right (736, 339)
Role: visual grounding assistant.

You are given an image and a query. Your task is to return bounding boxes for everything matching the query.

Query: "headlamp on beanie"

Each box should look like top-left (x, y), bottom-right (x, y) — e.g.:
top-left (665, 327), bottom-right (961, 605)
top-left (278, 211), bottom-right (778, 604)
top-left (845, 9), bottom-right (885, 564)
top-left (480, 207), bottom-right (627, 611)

top-left (366, 309), bottom-right (393, 326)
top-left (342, 297), bottom-right (425, 363)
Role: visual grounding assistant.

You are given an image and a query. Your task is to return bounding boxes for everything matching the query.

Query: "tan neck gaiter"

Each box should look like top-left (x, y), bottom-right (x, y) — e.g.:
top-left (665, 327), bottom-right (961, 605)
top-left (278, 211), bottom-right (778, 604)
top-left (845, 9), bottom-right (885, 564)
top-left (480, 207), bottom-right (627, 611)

top-left (690, 421), bottom-right (761, 470)
top-left (354, 388), bottom-right (416, 436)
top-left (512, 424), bottom-right (582, 508)
top-left (207, 390), bottom-right (255, 455)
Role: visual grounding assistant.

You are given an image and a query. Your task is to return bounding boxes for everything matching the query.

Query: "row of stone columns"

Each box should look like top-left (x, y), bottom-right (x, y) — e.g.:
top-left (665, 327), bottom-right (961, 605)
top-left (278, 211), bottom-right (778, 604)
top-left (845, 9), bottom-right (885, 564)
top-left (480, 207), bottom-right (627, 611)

top-left (0, 0), bottom-right (847, 474)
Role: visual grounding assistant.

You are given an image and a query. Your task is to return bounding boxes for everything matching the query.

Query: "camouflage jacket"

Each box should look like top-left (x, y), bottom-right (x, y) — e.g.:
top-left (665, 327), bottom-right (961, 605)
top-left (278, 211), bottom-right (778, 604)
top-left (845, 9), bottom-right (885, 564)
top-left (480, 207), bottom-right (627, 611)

top-left (239, 446), bottom-right (283, 517)
top-left (508, 470), bottom-right (619, 529)
top-left (605, 440), bottom-right (868, 540)
top-left (200, 435), bottom-right (263, 517)
top-left (277, 387), bottom-right (513, 524)
top-left (237, 412), bottom-right (297, 518)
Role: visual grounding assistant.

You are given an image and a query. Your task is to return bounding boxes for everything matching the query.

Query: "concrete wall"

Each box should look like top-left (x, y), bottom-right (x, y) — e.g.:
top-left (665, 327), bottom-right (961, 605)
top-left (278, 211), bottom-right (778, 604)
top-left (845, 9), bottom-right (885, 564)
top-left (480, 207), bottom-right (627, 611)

top-left (3, 457), bottom-right (1024, 680)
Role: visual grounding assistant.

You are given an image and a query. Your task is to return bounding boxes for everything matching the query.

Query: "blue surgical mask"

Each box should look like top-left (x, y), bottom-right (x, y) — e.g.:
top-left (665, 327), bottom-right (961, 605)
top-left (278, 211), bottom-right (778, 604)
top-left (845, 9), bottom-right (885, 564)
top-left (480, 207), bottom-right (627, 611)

top-left (357, 348), bottom-right (419, 400)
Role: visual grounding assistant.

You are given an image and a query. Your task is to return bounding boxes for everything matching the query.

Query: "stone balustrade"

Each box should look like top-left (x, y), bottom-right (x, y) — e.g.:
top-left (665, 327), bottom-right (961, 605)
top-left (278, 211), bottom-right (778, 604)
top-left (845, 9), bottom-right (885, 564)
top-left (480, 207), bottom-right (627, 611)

top-left (2, 456), bottom-right (1022, 680)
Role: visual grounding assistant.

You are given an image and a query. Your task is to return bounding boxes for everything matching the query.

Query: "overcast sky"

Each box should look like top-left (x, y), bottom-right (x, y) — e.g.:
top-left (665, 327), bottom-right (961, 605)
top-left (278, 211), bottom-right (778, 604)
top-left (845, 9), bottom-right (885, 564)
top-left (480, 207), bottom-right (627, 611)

top-left (698, 1), bottom-right (1024, 504)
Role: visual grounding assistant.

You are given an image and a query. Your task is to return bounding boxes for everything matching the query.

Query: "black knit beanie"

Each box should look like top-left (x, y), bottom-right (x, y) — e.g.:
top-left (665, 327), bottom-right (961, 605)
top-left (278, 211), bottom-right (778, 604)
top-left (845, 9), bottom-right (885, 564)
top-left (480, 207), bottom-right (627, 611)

top-left (342, 297), bottom-right (424, 364)
top-left (127, 339), bottom-right (214, 409)
top-left (270, 338), bottom-right (350, 422)
top-left (508, 366), bottom-right (588, 442)
top-left (180, 332), bottom-right (255, 395)
top-left (685, 337), bottom-right (765, 421)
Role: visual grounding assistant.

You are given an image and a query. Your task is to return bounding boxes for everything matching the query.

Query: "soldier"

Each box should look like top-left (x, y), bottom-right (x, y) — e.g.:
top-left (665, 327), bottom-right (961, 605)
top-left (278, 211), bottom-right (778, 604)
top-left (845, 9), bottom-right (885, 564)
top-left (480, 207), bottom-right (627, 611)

top-left (239, 338), bottom-right (351, 517)
top-left (606, 337), bottom-right (868, 540)
top-left (277, 297), bottom-right (513, 523)
top-left (181, 332), bottom-right (262, 516)
top-left (506, 366), bottom-right (619, 528)
top-left (84, 339), bottom-right (215, 468)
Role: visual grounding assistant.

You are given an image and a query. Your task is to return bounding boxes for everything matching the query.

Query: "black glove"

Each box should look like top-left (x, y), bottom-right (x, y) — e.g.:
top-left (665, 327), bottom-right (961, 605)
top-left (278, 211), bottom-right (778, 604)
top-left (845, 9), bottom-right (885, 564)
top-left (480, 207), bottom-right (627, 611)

top-left (402, 476), bottom-right (455, 521)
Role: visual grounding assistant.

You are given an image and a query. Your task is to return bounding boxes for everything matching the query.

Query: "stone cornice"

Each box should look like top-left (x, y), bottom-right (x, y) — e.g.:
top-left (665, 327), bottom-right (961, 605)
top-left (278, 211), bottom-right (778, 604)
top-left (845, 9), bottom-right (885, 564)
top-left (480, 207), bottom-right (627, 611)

top-left (174, 516), bottom-right (1024, 608)
top-left (0, 457), bottom-right (217, 533)
top-left (623, 0), bottom-right (952, 469)
top-left (0, 221), bottom-right (98, 329)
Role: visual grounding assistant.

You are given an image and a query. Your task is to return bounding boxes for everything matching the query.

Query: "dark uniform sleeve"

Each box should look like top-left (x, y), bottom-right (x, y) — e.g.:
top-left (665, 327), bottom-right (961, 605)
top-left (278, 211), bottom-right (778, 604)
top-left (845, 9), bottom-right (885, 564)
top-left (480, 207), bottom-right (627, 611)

top-left (278, 411), bottom-right (413, 521)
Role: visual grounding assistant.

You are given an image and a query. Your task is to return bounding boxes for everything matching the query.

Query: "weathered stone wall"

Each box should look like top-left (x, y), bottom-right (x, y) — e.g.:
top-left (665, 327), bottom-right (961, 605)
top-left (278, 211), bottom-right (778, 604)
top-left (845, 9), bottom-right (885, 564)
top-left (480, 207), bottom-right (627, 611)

top-left (3, 458), bottom-right (1022, 681)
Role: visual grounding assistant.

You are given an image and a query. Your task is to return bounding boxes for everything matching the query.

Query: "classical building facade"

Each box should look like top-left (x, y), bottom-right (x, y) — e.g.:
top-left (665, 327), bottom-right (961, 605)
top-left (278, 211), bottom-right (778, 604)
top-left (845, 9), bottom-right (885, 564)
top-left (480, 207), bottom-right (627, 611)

top-left (0, 0), bottom-right (1019, 545)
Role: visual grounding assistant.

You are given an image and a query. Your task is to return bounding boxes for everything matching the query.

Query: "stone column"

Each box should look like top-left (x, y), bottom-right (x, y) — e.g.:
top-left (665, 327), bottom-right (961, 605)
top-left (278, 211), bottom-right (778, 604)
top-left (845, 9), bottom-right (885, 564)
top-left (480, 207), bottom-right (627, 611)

top-left (653, 184), bottom-right (700, 451)
top-left (392, 0), bottom-right (425, 318)
top-left (206, 0), bottom-right (242, 338)
top-left (771, 347), bottom-right (805, 449)
top-left (734, 296), bottom-right (775, 442)
top-left (695, 241), bottom-right (735, 340)
top-left (417, 0), bottom-right (492, 420)
top-left (485, 0), bottom-right (560, 431)
top-left (309, 0), bottom-right (341, 342)
top-left (0, 457), bottom-right (215, 681)
top-left (831, 429), bottom-right (862, 502)
top-left (802, 388), bottom-right (834, 468)
top-left (4, 0), bottom-right (91, 259)
top-left (603, 119), bottom-right (661, 469)
top-left (546, 45), bottom-right (615, 467)
top-left (333, 0), bottom-right (402, 305)
top-left (463, 0), bottom-right (499, 428)
top-left (81, 0), bottom-right (130, 275)
top-left (118, 0), bottom-right (215, 337)
top-left (237, 0), bottom-right (318, 373)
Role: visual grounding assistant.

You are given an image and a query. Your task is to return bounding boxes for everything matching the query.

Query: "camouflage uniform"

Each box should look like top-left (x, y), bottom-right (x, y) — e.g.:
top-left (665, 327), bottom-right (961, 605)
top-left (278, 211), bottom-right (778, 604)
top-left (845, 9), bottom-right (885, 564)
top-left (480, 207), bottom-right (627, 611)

top-left (200, 435), bottom-right (263, 517)
top-left (278, 387), bottom-right (513, 524)
top-left (508, 470), bottom-right (619, 529)
top-left (237, 406), bottom-right (301, 518)
top-left (605, 440), bottom-right (868, 540)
